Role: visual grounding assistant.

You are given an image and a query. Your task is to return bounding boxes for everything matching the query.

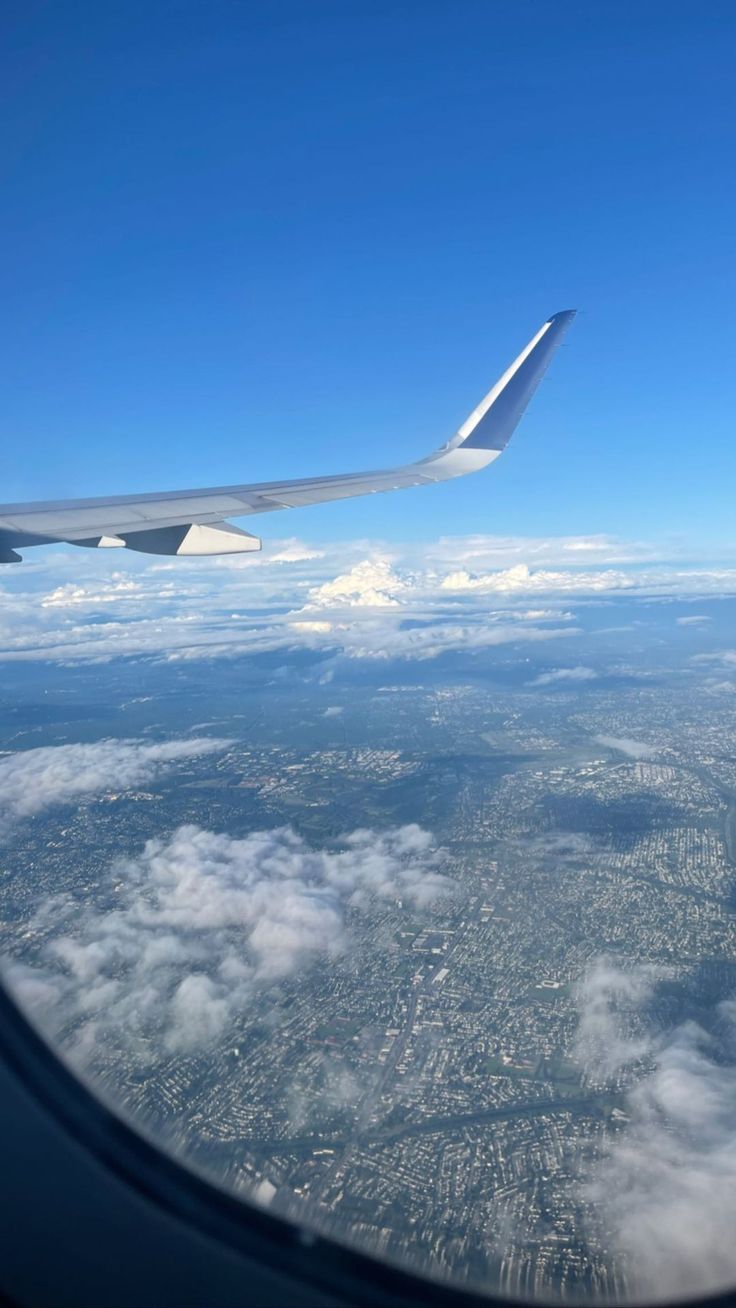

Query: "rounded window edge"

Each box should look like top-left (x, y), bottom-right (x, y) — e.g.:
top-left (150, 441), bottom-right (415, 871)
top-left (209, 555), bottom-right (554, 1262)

top-left (2, 976), bottom-right (735, 1308)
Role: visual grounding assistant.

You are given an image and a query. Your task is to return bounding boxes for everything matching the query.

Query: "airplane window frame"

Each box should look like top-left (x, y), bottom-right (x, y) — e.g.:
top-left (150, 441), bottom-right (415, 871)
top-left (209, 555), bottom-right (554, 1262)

top-left (1, 975), bottom-right (734, 1308)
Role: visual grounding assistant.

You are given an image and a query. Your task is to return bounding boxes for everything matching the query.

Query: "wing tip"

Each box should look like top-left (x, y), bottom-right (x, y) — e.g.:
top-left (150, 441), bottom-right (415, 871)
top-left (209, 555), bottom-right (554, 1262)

top-left (549, 308), bottom-right (577, 326)
top-left (453, 308), bottom-right (577, 454)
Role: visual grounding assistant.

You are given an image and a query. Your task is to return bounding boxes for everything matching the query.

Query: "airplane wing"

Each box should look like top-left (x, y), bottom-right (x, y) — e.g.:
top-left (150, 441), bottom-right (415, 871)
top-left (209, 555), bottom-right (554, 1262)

top-left (0, 310), bottom-right (575, 562)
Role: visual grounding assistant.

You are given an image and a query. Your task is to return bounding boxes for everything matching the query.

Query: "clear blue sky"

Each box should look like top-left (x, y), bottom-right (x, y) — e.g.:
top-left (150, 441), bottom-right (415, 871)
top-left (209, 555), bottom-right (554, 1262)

top-left (2, 0), bottom-right (735, 548)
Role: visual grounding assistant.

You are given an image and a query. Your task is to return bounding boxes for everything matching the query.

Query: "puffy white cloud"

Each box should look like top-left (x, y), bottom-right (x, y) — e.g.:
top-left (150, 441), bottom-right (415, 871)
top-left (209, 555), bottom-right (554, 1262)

top-left (530, 665), bottom-right (598, 687)
top-left (305, 556), bottom-right (407, 608)
top-left (575, 958), bottom-right (736, 1303)
top-left (676, 614), bottom-right (711, 626)
top-left (594, 734), bottom-right (656, 760)
top-left (0, 737), bottom-right (231, 818)
top-left (8, 823), bottom-right (449, 1058)
top-left (41, 574), bottom-right (145, 608)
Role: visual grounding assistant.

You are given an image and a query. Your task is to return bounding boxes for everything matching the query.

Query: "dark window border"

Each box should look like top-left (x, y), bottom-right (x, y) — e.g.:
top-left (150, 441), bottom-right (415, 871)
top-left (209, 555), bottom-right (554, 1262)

top-left (1, 979), bottom-right (735, 1308)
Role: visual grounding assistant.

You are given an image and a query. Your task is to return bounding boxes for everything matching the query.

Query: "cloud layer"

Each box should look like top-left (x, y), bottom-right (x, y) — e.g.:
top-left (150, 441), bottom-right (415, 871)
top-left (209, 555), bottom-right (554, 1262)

top-left (3, 531), bottom-right (736, 666)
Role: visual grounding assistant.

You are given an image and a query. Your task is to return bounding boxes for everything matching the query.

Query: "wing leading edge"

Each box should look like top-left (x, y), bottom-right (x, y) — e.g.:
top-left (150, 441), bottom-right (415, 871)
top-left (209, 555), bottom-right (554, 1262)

top-left (0, 310), bottom-right (575, 562)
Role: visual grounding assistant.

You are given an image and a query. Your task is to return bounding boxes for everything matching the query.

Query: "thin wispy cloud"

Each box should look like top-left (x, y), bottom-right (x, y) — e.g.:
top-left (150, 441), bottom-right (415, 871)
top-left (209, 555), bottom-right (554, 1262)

top-left (693, 650), bottom-right (736, 667)
top-left (0, 737), bottom-right (231, 819)
top-left (594, 735), bottom-right (656, 760)
top-left (530, 665), bottom-right (598, 686)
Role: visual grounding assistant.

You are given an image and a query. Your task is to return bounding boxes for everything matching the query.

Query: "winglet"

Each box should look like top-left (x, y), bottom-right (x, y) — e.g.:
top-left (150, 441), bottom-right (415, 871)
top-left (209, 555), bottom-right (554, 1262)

top-left (453, 309), bottom-right (576, 453)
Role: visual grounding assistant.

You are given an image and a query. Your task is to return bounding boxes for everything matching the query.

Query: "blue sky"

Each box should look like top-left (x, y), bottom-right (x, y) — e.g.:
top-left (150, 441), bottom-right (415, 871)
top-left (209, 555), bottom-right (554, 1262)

top-left (2, 0), bottom-right (735, 549)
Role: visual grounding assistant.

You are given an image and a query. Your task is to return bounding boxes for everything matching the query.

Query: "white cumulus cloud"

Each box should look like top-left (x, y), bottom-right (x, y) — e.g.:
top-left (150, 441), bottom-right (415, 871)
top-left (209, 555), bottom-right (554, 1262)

top-left (306, 557), bottom-right (407, 608)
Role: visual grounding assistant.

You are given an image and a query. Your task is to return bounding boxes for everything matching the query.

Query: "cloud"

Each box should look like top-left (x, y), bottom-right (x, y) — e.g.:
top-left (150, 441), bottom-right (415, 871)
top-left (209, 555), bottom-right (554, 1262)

top-left (693, 650), bottom-right (736, 667)
top-left (323, 706), bottom-right (343, 717)
top-left (525, 831), bottom-right (597, 859)
top-left (594, 734), bottom-right (656, 760)
top-left (305, 556), bottom-right (407, 608)
top-left (3, 532), bottom-right (736, 668)
top-left (284, 1052), bottom-right (363, 1136)
top-left (427, 533), bottom-right (659, 568)
top-left (573, 957), bottom-right (658, 1081)
top-left (440, 563), bottom-right (637, 595)
top-left (437, 558), bottom-right (736, 599)
top-left (676, 615), bottom-right (711, 626)
top-left (510, 608), bottom-right (576, 622)
top-left (269, 540), bottom-right (326, 564)
top-left (289, 620), bottom-right (334, 634)
top-left (7, 823), bottom-right (449, 1058)
top-left (0, 737), bottom-right (231, 818)
top-left (574, 958), bottom-right (736, 1303)
top-left (40, 574), bottom-right (146, 608)
top-left (530, 665), bottom-right (598, 686)
top-left (562, 537), bottom-right (621, 554)
top-left (336, 619), bottom-right (575, 662)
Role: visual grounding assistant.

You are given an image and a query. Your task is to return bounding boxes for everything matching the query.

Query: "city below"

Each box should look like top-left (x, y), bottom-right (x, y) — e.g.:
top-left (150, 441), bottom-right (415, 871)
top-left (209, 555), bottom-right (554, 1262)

top-left (2, 592), bottom-right (735, 1303)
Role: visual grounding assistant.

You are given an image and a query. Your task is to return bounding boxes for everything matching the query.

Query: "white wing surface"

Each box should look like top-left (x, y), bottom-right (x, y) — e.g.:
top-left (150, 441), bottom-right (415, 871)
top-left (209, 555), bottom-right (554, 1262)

top-left (0, 310), bottom-right (575, 562)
